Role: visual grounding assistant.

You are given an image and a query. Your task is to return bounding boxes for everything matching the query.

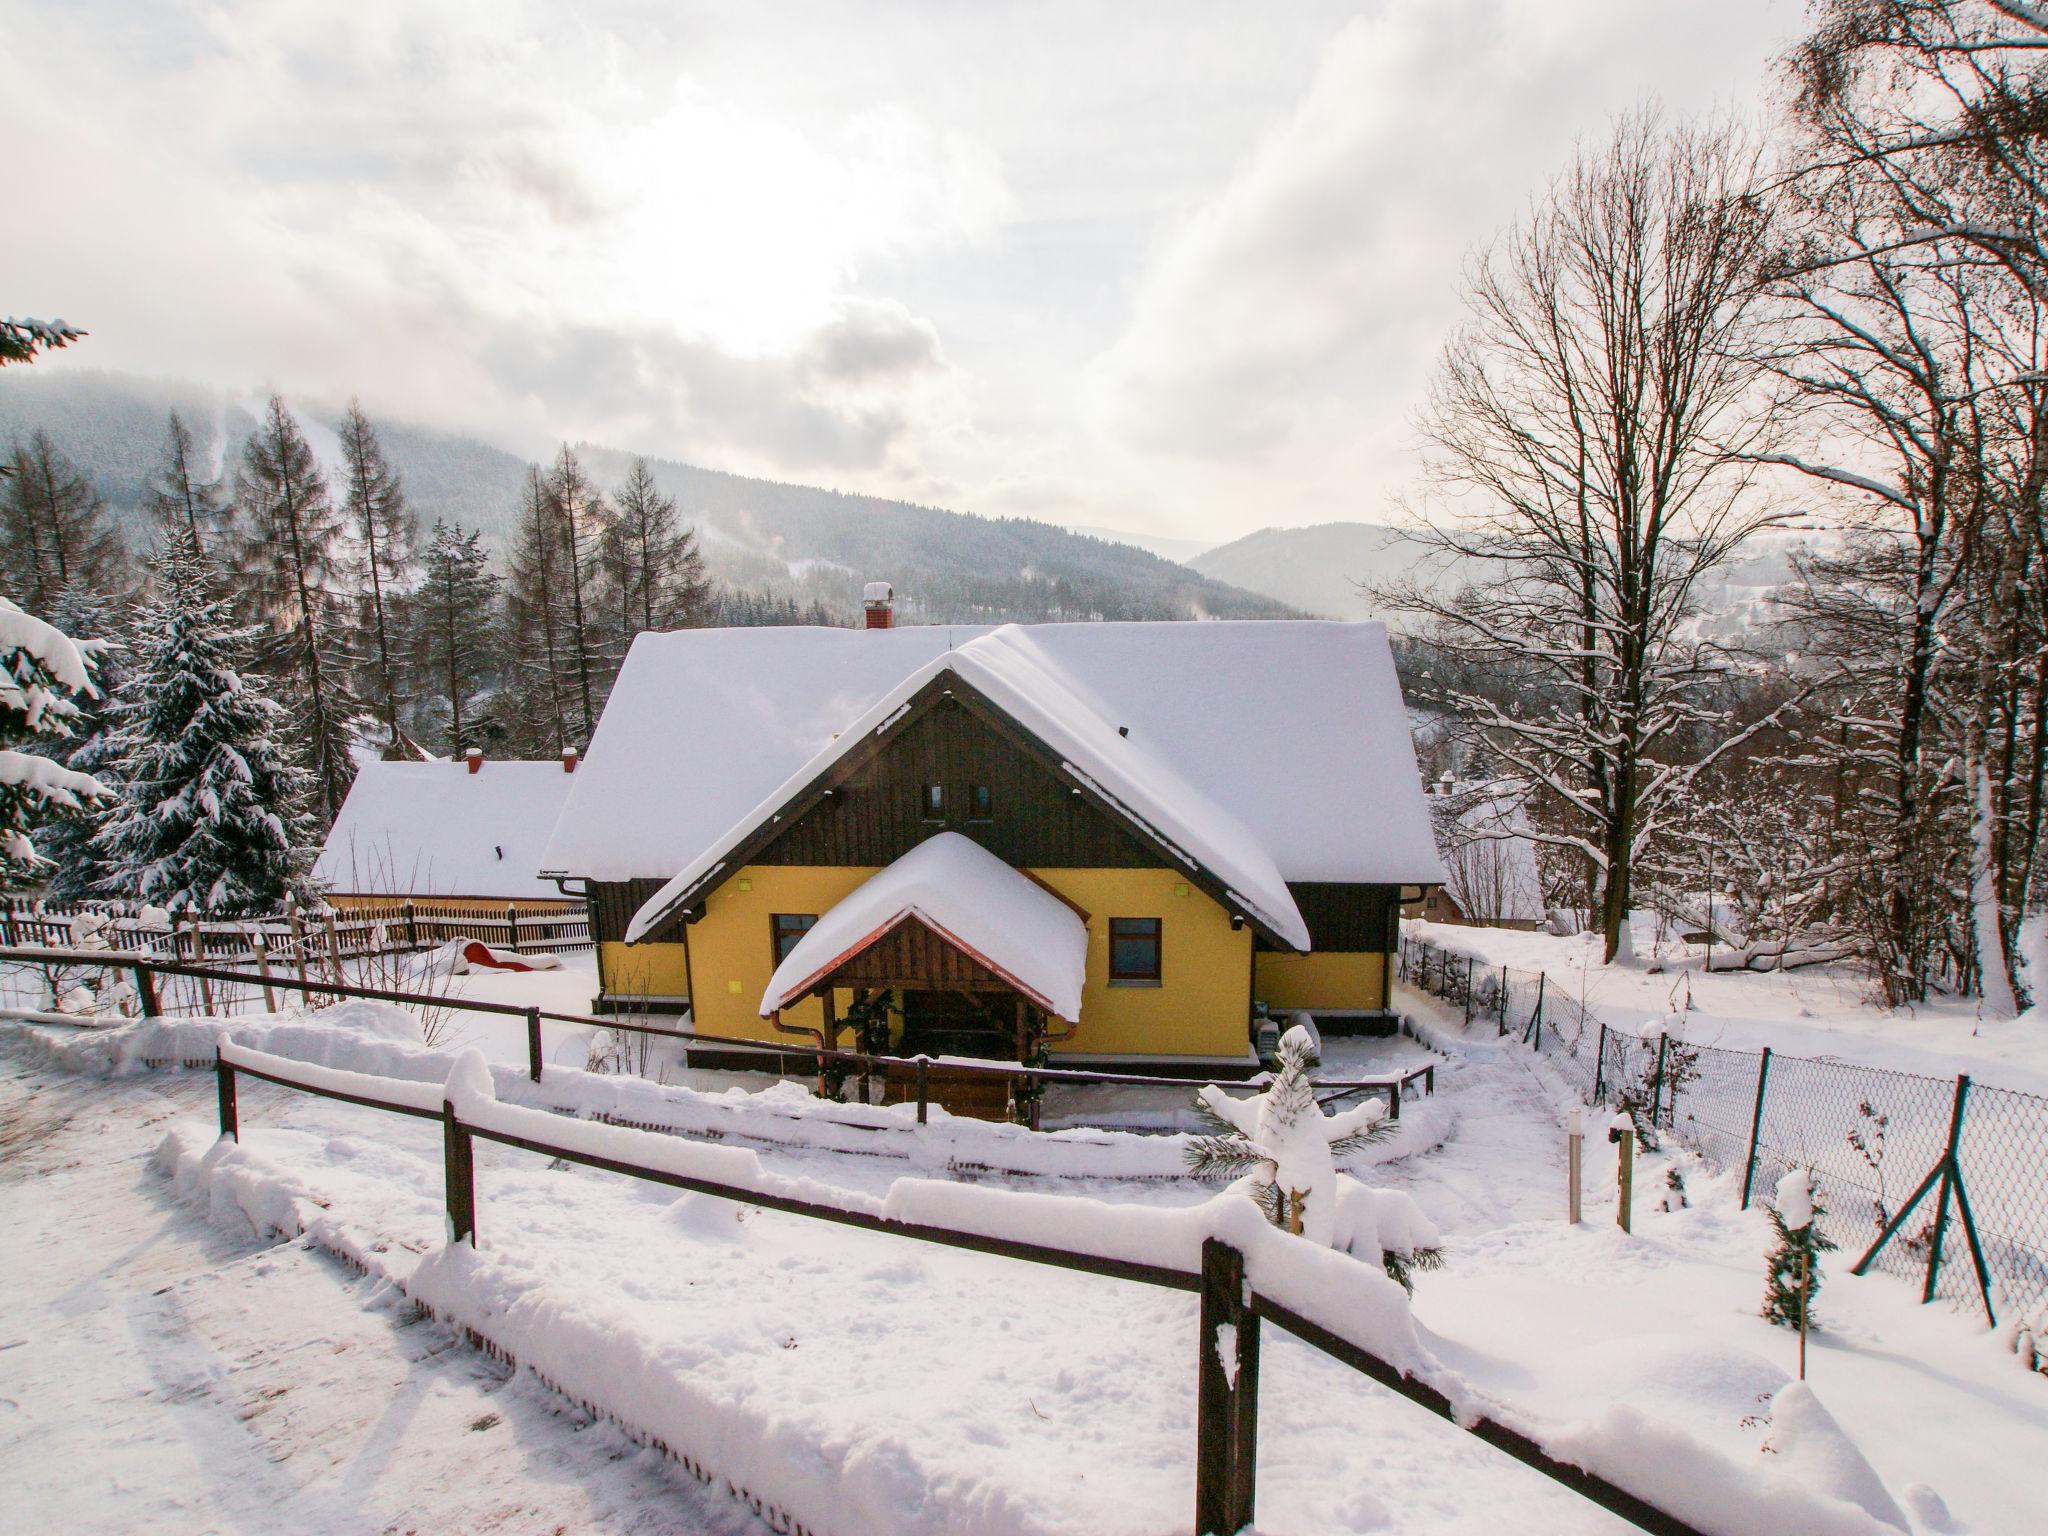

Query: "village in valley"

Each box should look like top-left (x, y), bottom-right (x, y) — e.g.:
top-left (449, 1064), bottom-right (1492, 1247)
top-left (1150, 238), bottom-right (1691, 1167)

top-left (3, 3), bottom-right (2046, 1535)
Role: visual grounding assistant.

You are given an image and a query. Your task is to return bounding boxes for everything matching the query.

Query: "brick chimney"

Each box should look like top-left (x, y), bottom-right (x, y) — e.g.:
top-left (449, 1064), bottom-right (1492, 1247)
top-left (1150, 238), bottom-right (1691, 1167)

top-left (862, 580), bottom-right (894, 630)
top-left (466, 748), bottom-right (483, 775)
top-left (562, 746), bottom-right (579, 774)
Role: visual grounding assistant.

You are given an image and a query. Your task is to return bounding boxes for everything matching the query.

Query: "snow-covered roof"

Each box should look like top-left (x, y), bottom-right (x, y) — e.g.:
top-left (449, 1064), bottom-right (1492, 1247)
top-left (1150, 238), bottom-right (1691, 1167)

top-left (315, 760), bottom-right (579, 900)
top-left (760, 832), bottom-right (1089, 1020)
top-left (541, 620), bottom-right (1445, 938)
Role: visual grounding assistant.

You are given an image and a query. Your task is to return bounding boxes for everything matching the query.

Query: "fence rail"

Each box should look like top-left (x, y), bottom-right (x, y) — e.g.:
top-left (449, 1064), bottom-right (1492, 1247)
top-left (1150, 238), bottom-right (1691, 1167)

top-left (211, 1039), bottom-right (1710, 1536)
top-left (0, 944), bottom-right (1434, 1133)
top-left (1398, 931), bottom-right (2048, 1328)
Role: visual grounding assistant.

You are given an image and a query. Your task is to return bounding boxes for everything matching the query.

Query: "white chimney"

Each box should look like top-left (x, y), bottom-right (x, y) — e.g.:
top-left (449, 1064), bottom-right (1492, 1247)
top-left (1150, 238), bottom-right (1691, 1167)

top-left (862, 580), bottom-right (894, 630)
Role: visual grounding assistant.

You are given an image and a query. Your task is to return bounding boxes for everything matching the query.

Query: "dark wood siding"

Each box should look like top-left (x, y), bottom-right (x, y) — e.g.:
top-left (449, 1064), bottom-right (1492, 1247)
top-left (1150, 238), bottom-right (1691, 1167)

top-left (589, 879), bottom-right (670, 944)
top-left (755, 697), bottom-right (1159, 870)
top-left (1283, 883), bottom-right (1399, 952)
top-left (821, 916), bottom-right (1014, 992)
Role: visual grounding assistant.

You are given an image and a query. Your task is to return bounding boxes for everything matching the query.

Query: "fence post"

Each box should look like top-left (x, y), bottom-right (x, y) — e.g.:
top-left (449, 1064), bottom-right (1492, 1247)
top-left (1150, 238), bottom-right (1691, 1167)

top-left (254, 929), bottom-right (277, 1013)
top-left (1614, 1124), bottom-right (1634, 1233)
top-left (189, 911), bottom-right (214, 1017)
top-left (404, 899), bottom-right (419, 951)
top-left (1, 896), bottom-right (16, 947)
top-left (323, 910), bottom-right (343, 989)
top-left (444, 1099), bottom-right (477, 1247)
top-left (1921, 1075), bottom-right (1971, 1305)
top-left (915, 1054), bottom-right (929, 1126)
top-left (131, 960), bottom-right (159, 1020)
top-left (287, 900), bottom-right (310, 994)
top-left (507, 903), bottom-right (522, 953)
top-left (526, 1006), bottom-right (543, 1083)
top-left (1651, 1033), bottom-right (1669, 1128)
top-left (1529, 972), bottom-right (1545, 1046)
top-left (216, 1051), bottom-right (238, 1141)
top-left (1739, 1047), bottom-right (1773, 1209)
top-left (1498, 965), bottom-right (1509, 1036)
top-left (1462, 957), bottom-right (1474, 1026)
top-left (1195, 1237), bottom-right (1259, 1536)
top-left (1592, 1022), bottom-right (1608, 1103)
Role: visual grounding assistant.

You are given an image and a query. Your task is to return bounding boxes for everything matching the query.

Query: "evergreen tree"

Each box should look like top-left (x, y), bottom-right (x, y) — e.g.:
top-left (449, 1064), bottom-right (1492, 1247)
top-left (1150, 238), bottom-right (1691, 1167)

top-left (337, 399), bottom-right (416, 749)
top-left (411, 519), bottom-right (500, 755)
top-left (0, 592), bottom-right (109, 885)
top-left (505, 464), bottom-right (572, 756)
top-left (544, 444), bottom-right (607, 739)
top-left (1, 430), bottom-right (130, 611)
top-left (600, 456), bottom-right (712, 658)
top-left (95, 526), bottom-right (314, 912)
top-left (233, 394), bottom-right (354, 825)
top-left (32, 585), bottom-right (127, 899)
top-left (146, 411), bottom-right (233, 555)
top-left (1762, 1170), bottom-right (1838, 1330)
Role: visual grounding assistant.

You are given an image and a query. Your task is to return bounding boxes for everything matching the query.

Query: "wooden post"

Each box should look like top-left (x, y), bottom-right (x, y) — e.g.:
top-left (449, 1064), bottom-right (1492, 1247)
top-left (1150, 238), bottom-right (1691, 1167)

top-left (254, 929), bottom-right (277, 1012)
top-left (443, 1099), bottom-right (476, 1247)
top-left (1567, 1107), bottom-right (1582, 1225)
top-left (1388, 1081), bottom-right (1402, 1121)
top-left (915, 1054), bottom-right (929, 1125)
top-left (1799, 1246), bottom-right (1810, 1381)
top-left (1739, 1047), bottom-right (1773, 1209)
top-left (189, 911), bottom-right (215, 1017)
top-left (820, 991), bottom-right (839, 1101)
top-left (1, 896), bottom-right (16, 947)
top-left (1195, 1237), bottom-right (1259, 1536)
top-left (507, 903), bottom-right (521, 953)
top-left (404, 899), bottom-right (419, 950)
top-left (1615, 1125), bottom-right (1634, 1233)
top-left (323, 909), bottom-right (343, 989)
top-left (1922, 1075), bottom-right (1971, 1304)
top-left (526, 1006), bottom-right (543, 1083)
top-left (216, 1052), bottom-right (238, 1142)
top-left (287, 900), bottom-right (310, 994)
top-left (132, 961), bottom-right (159, 1020)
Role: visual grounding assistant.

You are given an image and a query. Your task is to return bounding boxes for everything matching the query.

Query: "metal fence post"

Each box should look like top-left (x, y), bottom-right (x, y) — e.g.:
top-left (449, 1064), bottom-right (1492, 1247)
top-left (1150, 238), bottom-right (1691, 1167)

top-left (1592, 1021), bottom-right (1609, 1103)
top-left (1462, 957), bottom-right (1474, 1026)
top-left (1195, 1237), bottom-right (1258, 1536)
top-left (444, 1099), bottom-right (477, 1247)
top-left (1922, 1075), bottom-right (1971, 1304)
top-left (216, 1051), bottom-right (238, 1141)
top-left (1651, 1033), bottom-right (1669, 1127)
top-left (1739, 1047), bottom-right (1773, 1209)
top-left (1498, 965), bottom-right (1509, 1036)
top-left (1529, 972), bottom-right (1545, 1046)
top-left (526, 1006), bottom-right (543, 1083)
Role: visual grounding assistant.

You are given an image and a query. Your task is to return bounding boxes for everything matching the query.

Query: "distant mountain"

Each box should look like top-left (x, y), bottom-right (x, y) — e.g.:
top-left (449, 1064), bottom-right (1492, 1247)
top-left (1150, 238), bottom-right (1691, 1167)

top-left (1060, 524), bottom-right (1220, 565)
top-left (1190, 522), bottom-right (1428, 621)
top-left (0, 371), bottom-right (1298, 624)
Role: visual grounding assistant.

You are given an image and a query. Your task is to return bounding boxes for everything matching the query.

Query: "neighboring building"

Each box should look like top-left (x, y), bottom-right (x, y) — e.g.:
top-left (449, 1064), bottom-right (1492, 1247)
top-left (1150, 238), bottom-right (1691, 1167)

top-left (315, 750), bottom-right (583, 913)
top-left (1404, 774), bottom-right (1547, 930)
top-left (542, 591), bottom-right (1444, 1076)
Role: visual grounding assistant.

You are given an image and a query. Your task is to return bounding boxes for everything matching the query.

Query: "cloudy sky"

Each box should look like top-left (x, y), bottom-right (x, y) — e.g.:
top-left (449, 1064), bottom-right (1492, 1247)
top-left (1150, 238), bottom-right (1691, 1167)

top-left (8, 0), bottom-right (1797, 543)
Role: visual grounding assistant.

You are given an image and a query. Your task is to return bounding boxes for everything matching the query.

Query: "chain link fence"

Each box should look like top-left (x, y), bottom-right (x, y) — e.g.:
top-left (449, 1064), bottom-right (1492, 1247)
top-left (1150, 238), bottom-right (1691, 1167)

top-left (1399, 931), bottom-right (2048, 1336)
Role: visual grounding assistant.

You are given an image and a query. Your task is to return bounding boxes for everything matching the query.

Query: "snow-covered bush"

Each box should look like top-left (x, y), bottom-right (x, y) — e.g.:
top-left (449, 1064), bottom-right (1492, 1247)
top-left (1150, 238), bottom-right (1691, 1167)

top-left (1187, 1025), bottom-right (1443, 1289)
top-left (1763, 1168), bottom-right (1837, 1330)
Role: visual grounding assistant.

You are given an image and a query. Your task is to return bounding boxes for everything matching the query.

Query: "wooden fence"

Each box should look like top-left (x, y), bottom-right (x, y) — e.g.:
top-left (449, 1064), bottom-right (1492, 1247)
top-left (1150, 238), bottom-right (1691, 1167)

top-left (211, 1037), bottom-right (1709, 1536)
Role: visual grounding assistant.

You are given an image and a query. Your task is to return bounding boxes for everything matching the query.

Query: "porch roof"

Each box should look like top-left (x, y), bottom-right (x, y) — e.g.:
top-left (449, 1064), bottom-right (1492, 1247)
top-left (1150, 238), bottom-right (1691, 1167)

top-left (760, 832), bottom-right (1088, 1021)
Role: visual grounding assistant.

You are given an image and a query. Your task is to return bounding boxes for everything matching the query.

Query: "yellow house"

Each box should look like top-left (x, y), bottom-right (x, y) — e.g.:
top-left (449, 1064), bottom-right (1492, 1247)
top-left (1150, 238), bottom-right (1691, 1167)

top-left (540, 595), bottom-right (1444, 1078)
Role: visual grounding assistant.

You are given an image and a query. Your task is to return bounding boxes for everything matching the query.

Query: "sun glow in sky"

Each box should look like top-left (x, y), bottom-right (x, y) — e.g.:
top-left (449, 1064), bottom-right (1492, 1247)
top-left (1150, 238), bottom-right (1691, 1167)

top-left (7, 0), bottom-right (1796, 542)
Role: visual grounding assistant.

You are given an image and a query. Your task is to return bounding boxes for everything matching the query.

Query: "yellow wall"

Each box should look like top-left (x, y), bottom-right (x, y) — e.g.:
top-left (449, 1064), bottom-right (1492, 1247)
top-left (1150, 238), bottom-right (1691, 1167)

top-left (1254, 950), bottom-right (1387, 1012)
top-left (655, 863), bottom-right (1257, 1060)
top-left (598, 940), bottom-right (691, 999)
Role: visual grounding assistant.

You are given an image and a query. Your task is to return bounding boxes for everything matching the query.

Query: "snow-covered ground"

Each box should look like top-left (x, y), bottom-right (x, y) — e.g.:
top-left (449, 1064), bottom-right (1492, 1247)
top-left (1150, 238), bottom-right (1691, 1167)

top-left (1406, 918), bottom-right (2048, 1094)
top-left (4, 967), bottom-right (2042, 1535)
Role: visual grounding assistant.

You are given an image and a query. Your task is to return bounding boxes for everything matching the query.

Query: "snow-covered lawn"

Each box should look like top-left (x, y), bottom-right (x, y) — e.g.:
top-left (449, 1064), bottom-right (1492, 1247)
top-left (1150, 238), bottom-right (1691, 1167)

top-left (1406, 918), bottom-right (2048, 1092)
top-left (4, 974), bottom-right (2043, 1535)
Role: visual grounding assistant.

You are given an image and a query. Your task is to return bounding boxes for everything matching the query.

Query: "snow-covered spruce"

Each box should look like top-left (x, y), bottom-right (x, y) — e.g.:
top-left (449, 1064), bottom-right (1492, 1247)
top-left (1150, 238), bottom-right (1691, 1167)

top-left (92, 524), bottom-right (318, 912)
top-left (1187, 1024), bottom-right (1443, 1288)
top-left (1764, 1168), bottom-right (1837, 1330)
top-left (0, 591), bottom-right (110, 878)
top-left (31, 586), bottom-right (129, 898)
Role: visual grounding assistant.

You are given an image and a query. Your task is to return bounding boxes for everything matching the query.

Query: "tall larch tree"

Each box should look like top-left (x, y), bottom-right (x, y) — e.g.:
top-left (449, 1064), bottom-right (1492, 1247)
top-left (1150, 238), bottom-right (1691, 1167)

top-left (146, 411), bottom-right (234, 554)
top-left (233, 394), bottom-right (354, 826)
top-left (544, 445), bottom-right (607, 740)
top-left (601, 456), bottom-right (712, 657)
top-left (505, 465), bottom-right (572, 756)
top-left (94, 525), bottom-right (315, 912)
top-left (1, 431), bottom-right (130, 611)
top-left (337, 399), bottom-right (417, 749)
top-left (411, 519), bottom-right (500, 755)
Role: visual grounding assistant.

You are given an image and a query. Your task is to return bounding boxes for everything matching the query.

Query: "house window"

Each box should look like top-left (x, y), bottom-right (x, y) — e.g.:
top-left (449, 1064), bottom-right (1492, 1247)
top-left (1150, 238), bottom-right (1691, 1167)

top-left (771, 913), bottom-right (818, 964)
top-left (969, 783), bottom-right (992, 821)
top-left (1108, 917), bottom-right (1162, 985)
top-left (922, 783), bottom-right (946, 821)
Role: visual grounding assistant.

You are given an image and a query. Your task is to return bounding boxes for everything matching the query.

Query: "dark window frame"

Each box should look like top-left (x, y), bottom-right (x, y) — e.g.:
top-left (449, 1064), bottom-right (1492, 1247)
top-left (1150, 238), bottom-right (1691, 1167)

top-left (922, 783), bottom-right (947, 822)
top-left (770, 912), bottom-right (819, 965)
top-left (968, 783), bottom-right (993, 822)
top-left (1108, 916), bottom-right (1162, 985)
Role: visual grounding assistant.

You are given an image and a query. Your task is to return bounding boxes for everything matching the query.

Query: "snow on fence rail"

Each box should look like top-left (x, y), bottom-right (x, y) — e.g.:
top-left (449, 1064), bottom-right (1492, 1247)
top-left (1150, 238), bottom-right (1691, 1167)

top-left (1398, 931), bottom-right (2048, 1329)
top-left (0, 944), bottom-right (1436, 1135)
top-left (205, 1039), bottom-right (1890, 1536)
